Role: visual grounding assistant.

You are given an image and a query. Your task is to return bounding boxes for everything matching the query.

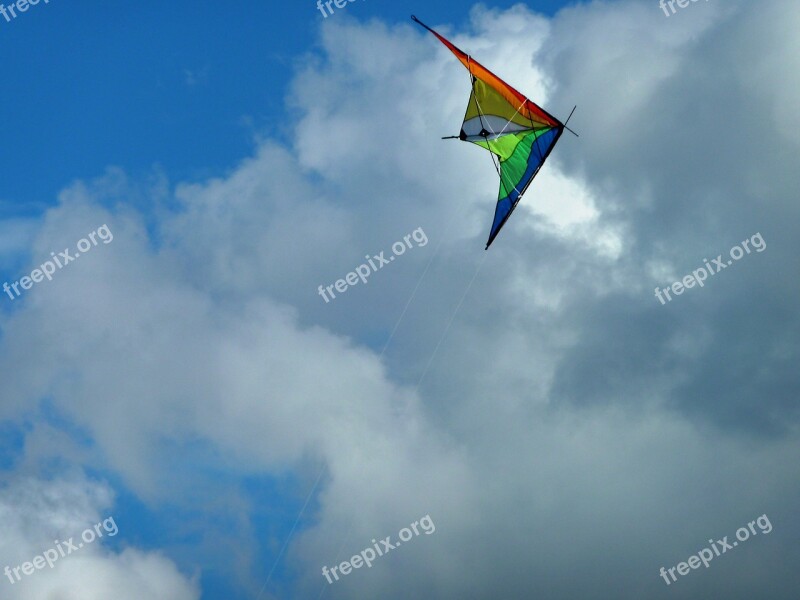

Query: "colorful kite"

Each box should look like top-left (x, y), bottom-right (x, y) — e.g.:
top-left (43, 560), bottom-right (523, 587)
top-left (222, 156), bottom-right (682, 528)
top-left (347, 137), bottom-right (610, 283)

top-left (412, 15), bottom-right (574, 249)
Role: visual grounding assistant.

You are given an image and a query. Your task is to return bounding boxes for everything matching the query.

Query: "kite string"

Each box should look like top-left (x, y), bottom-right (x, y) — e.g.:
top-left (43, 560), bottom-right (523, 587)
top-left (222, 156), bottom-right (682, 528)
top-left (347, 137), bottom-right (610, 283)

top-left (255, 467), bottom-right (327, 600)
top-left (495, 97), bottom-right (528, 138)
top-left (414, 251), bottom-right (487, 390)
top-left (379, 223), bottom-right (450, 357)
top-left (260, 225), bottom-right (451, 600)
top-left (318, 249), bottom-right (487, 599)
top-left (258, 59), bottom-right (494, 600)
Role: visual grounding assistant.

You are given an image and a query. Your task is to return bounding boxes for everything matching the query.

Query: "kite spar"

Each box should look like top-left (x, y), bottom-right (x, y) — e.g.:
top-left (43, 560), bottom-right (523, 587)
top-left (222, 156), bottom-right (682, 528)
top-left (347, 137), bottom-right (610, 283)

top-left (411, 15), bottom-right (573, 249)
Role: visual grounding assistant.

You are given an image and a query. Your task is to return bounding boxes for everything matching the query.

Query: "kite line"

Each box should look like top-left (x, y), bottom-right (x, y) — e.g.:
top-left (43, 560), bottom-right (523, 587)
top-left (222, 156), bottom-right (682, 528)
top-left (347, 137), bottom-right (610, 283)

top-left (254, 467), bottom-right (327, 600)
top-left (261, 10), bottom-right (570, 590)
top-left (317, 250), bottom-right (487, 599)
top-left (259, 223), bottom-right (460, 600)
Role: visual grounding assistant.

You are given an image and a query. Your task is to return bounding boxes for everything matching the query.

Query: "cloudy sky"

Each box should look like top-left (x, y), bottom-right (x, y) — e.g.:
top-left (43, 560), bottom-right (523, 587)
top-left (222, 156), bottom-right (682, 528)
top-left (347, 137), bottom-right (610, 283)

top-left (1, 0), bottom-right (798, 598)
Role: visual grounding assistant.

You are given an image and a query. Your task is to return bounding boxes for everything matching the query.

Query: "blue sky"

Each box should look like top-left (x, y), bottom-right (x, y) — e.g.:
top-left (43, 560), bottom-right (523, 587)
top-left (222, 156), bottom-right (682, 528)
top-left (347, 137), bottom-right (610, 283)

top-left (1, 1), bottom-right (799, 599)
top-left (0, 0), bottom-right (564, 213)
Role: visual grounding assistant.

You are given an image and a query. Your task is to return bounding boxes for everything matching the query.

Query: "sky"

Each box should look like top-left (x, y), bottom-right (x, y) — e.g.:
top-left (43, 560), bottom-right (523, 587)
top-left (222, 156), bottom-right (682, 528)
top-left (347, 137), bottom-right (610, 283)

top-left (0, 0), bottom-right (799, 599)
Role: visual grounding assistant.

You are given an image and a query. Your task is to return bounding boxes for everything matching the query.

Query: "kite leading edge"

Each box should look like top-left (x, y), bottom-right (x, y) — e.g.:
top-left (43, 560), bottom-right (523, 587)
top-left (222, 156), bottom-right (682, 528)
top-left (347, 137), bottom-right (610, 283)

top-left (411, 15), bottom-right (572, 249)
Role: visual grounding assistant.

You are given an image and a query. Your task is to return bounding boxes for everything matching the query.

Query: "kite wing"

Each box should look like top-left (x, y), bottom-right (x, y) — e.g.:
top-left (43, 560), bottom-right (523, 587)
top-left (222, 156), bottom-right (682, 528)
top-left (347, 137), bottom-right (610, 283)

top-left (412, 15), bottom-right (565, 249)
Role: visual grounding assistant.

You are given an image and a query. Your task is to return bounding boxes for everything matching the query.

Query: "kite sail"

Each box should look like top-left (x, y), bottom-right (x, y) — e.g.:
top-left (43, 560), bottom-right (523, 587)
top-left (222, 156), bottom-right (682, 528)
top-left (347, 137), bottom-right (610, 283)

top-left (412, 15), bottom-right (569, 249)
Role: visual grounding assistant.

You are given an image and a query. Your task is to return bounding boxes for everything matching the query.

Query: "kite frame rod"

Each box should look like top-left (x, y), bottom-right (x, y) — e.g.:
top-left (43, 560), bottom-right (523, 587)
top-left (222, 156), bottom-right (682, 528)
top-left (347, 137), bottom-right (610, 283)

top-left (411, 14), bottom-right (475, 62)
top-left (563, 105), bottom-right (579, 137)
top-left (411, 15), bottom-right (434, 34)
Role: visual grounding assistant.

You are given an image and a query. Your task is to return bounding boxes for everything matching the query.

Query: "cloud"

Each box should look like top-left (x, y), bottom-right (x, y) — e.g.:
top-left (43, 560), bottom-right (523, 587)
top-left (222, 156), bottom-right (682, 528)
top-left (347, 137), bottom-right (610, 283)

top-left (0, 1), bottom-right (799, 599)
top-left (0, 477), bottom-right (199, 600)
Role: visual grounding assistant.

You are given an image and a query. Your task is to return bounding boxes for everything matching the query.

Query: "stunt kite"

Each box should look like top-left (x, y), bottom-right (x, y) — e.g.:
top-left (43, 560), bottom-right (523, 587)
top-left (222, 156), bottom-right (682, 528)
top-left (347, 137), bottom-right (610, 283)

top-left (411, 15), bottom-right (575, 249)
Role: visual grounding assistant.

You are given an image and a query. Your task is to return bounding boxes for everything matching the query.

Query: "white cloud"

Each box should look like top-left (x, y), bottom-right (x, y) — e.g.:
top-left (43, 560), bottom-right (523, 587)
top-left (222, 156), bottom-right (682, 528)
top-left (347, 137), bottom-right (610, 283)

top-left (0, 477), bottom-right (199, 600)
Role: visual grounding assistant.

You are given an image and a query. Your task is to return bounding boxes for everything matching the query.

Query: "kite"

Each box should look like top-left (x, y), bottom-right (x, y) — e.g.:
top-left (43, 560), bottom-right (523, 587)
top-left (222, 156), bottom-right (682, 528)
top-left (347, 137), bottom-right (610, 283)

top-left (411, 15), bottom-right (576, 249)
